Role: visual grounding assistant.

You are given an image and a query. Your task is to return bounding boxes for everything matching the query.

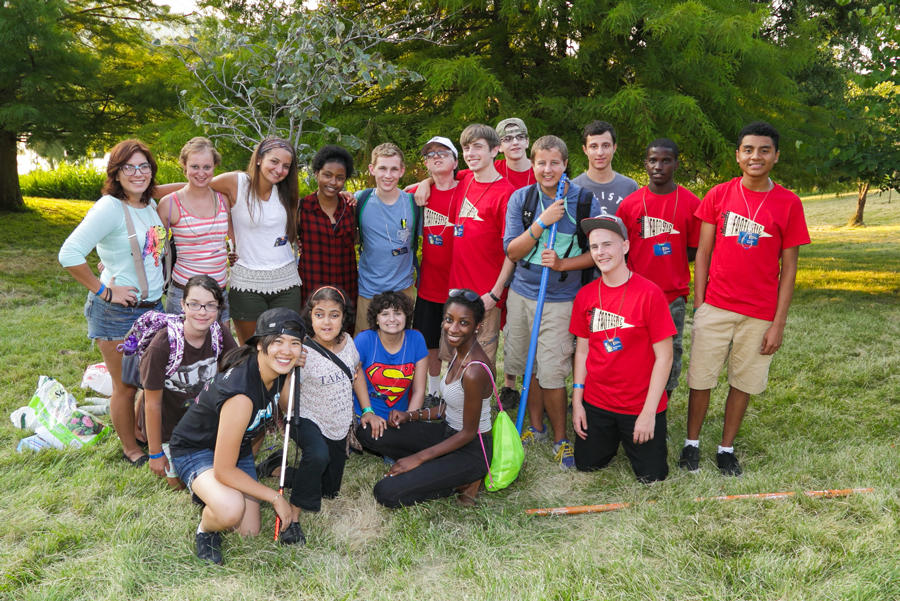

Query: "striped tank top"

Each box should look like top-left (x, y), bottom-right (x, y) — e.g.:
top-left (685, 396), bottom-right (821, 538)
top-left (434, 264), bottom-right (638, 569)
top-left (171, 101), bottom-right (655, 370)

top-left (170, 191), bottom-right (229, 287)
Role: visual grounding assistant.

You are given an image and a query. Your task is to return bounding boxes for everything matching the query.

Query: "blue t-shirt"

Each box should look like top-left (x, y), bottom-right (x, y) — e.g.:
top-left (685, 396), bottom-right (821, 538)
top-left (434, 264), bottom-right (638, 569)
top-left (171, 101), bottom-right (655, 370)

top-left (353, 328), bottom-right (428, 419)
top-left (356, 189), bottom-right (417, 298)
top-left (503, 182), bottom-right (603, 302)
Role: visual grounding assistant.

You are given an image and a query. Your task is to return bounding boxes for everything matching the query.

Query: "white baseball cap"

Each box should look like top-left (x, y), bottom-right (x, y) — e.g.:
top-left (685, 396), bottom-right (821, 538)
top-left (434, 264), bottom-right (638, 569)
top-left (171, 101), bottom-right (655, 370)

top-left (422, 136), bottom-right (458, 159)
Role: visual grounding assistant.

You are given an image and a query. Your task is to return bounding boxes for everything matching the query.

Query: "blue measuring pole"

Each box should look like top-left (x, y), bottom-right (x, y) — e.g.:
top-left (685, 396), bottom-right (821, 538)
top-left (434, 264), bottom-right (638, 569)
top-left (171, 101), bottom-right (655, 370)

top-left (515, 174), bottom-right (568, 433)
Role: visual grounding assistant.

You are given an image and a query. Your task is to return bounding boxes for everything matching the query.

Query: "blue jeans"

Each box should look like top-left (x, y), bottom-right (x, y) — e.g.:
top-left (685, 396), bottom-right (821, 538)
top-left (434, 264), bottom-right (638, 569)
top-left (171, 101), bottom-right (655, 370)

top-left (83, 292), bottom-right (162, 340)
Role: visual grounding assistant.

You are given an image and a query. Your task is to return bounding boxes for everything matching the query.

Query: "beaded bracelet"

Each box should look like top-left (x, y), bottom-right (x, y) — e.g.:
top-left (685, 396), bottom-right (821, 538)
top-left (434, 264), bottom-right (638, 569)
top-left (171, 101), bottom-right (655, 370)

top-left (148, 451), bottom-right (165, 459)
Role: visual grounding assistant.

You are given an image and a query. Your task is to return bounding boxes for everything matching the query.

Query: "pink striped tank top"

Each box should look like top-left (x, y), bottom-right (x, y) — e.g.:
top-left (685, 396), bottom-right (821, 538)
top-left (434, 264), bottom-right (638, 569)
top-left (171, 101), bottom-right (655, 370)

top-left (170, 191), bottom-right (229, 287)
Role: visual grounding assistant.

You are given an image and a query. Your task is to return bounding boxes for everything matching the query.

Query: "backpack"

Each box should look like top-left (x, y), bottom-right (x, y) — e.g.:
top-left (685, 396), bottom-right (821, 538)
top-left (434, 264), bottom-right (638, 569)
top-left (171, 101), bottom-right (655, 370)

top-left (519, 183), bottom-right (596, 285)
top-left (355, 188), bottom-right (421, 250)
top-left (117, 311), bottom-right (224, 378)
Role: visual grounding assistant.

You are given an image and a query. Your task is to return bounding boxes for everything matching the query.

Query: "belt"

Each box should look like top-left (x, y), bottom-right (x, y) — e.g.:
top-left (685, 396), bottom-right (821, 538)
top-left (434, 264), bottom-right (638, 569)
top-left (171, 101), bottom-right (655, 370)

top-left (135, 299), bottom-right (160, 308)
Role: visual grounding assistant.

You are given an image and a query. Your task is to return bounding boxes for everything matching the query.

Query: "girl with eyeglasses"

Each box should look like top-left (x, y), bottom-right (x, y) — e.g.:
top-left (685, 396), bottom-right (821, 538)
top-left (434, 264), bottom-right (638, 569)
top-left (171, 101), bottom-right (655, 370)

top-left (59, 139), bottom-right (167, 466)
top-left (358, 288), bottom-right (494, 507)
top-left (136, 275), bottom-right (237, 487)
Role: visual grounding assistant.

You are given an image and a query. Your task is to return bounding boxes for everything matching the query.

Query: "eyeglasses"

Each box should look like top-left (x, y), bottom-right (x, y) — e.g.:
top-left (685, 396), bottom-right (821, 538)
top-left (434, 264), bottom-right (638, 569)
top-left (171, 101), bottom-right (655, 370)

top-left (423, 150), bottom-right (453, 160)
top-left (448, 288), bottom-right (480, 302)
top-left (121, 163), bottom-right (151, 176)
top-left (500, 134), bottom-right (527, 144)
top-left (185, 301), bottom-right (219, 313)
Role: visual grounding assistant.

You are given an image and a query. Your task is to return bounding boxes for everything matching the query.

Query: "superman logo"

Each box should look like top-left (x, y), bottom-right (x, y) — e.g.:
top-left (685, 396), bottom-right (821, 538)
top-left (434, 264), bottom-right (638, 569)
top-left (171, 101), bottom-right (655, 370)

top-left (366, 362), bottom-right (415, 407)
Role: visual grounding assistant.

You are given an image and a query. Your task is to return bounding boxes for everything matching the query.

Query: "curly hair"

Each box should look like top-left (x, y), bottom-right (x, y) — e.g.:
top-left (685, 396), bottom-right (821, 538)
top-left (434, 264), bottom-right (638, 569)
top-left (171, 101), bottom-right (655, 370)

top-left (366, 291), bottom-right (414, 331)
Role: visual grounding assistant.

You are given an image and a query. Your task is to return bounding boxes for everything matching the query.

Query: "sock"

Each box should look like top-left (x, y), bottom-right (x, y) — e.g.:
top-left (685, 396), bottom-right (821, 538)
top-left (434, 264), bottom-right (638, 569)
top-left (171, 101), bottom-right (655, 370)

top-left (684, 439), bottom-right (699, 448)
top-left (428, 374), bottom-right (441, 396)
top-left (196, 522), bottom-right (207, 534)
top-left (717, 445), bottom-right (734, 454)
top-left (553, 438), bottom-right (569, 451)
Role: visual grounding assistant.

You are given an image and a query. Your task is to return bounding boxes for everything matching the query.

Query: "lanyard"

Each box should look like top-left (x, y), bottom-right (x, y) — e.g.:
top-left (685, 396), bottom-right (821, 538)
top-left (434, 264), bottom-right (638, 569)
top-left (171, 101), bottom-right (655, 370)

top-left (642, 187), bottom-right (679, 242)
top-left (597, 271), bottom-right (631, 343)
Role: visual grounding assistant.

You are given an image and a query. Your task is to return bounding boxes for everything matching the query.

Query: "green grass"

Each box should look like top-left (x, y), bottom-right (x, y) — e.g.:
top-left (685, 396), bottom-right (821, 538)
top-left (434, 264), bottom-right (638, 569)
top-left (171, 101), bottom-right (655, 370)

top-left (1, 192), bottom-right (898, 600)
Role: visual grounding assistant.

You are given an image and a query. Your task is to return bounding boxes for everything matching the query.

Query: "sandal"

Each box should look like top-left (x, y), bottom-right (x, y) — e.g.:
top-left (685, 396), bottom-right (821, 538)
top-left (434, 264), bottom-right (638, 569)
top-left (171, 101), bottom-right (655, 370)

top-left (255, 451), bottom-right (284, 479)
top-left (122, 451), bottom-right (148, 467)
top-left (455, 479), bottom-right (482, 507)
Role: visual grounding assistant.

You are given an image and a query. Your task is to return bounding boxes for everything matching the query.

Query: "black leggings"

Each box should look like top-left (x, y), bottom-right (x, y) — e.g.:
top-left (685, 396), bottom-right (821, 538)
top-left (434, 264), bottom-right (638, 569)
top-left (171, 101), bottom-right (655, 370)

top-left (356, 420), bottom-right (492, 508)
top-left (288, 417), bottom-right (347, 511)
top-left (574, 404), bottom-right (668, 483)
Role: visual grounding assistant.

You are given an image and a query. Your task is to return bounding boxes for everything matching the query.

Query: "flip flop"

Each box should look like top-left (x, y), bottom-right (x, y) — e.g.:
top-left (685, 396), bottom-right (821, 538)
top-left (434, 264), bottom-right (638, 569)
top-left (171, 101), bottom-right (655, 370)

top-left (122, 452), bottom-right (148, 467)
top-left (255, 451), bottom-right (283, 479)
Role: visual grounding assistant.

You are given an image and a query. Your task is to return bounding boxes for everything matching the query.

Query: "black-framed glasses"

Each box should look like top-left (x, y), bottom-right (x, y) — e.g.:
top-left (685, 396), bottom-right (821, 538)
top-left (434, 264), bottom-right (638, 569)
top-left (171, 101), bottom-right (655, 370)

top-left (121, 163), bottom-right (151, 176)
top-left (423, 150), bottom-right (453, 160)
top-left (448, 288), bottom-right (480, 302)
top-left (500, 134), bottom-right (527, 144)
top-left (185, 301), bottom-right (220, 313)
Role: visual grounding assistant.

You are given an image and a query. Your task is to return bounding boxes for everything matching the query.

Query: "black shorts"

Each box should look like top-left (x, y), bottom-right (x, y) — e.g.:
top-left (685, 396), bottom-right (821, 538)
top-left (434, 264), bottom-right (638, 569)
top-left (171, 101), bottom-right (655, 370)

top-left (574, 404), bottom-right (668, 483)
top-left (413, 297), bottom-right (444, 349)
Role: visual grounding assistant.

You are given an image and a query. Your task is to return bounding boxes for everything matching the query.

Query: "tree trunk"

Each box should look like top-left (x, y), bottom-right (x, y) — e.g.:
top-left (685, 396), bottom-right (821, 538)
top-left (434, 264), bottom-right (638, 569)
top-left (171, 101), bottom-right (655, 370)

top-left (0, 129), bottom-right (24, 212)
top-left (848, 181), bottom-right (869, 226)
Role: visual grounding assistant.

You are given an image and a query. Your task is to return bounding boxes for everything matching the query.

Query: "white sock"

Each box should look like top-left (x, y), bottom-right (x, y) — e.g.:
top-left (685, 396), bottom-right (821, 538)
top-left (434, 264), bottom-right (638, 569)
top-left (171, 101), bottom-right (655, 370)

top-left (428, 374), bottom-right (441, 396)
top-left (717, 445), bottom-right (734, 454)
top-left (684, 439), bottom-right (699, 448)
top-left (196, 522), bottom-right (206, 534)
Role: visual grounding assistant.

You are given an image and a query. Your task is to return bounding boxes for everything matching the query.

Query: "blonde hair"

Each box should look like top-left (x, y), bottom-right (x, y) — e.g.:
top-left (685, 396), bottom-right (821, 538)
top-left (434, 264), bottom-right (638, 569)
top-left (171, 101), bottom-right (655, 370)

top-left (179, 137), bottom-right (221, 167)
top-left (370, 142), bottom-right (404, 165)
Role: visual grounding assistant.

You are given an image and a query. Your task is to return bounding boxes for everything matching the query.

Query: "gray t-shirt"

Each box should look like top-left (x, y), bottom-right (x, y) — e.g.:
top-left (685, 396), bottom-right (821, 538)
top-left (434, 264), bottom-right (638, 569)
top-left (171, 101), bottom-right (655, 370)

top-left (295, 335), bottom-right (360, 440)
top-left (572, 172), bottom-right (639, 215)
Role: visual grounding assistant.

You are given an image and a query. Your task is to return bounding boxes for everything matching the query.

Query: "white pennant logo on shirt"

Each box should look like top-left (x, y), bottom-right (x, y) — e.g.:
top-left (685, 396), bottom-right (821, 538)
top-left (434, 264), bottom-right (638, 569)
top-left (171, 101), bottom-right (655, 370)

top-left (458, 197), bottom-right (484, 221)
top-left (424, 207), bottom-right (454, 228)
top-left (590, 308), bottom-right (635, 333)
top-left (638, 216), bottom-right (680, 238)
top-left (722, 211), bottom-right (772, 238)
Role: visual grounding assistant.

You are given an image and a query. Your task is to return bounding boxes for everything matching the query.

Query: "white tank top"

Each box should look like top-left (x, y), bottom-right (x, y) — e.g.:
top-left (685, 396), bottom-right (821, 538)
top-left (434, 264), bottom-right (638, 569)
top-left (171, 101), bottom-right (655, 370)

top-left (231, 173), bottom-right (295, 270)
top-left (441, 359), bottom-right (492, 433)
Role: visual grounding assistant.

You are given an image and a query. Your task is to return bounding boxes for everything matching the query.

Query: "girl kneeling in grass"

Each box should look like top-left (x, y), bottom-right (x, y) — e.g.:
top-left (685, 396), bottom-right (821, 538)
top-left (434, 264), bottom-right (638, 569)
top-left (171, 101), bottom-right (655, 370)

top-left (278, 286), bottom-right (385, 535)
top-left (359, 289), bottom-right (494, 507)
top-left (168, 308), bottom-right (305, 565)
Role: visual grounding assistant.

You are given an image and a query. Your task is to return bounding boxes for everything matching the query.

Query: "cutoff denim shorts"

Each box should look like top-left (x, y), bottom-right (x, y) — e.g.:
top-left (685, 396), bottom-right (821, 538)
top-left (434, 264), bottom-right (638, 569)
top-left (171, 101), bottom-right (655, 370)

top-left (171, 448), bottom-right (257, 494)
top-left (83, 292), bottom-right (162, 341)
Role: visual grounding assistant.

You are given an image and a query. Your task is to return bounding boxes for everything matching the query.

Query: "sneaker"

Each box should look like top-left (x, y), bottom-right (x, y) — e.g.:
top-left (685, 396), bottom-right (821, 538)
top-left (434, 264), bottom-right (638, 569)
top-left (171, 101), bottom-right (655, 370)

top-left (520, 425), bottom-right (548, 445)
top-left (553, 439), bottom-right (576, 469)
top-left (280, 521), bottom-right (306, 546)
top-left (678, 445), bottom-right (700, 472)
top-left (423, 393), bottom-right (443, 409)
top-left (716, 451), bottom-right (742, 476)
top-left (498, 386), bottom-right (520, 411)
top-left (195, 531), bottom-right (223, 565)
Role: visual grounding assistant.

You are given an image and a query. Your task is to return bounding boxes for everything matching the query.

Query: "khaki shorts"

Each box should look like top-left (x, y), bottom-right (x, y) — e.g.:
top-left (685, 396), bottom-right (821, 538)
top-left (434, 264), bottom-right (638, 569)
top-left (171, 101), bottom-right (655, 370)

top-left (502, 290), bottom-right (575, 389)
top-left (439, 305), bottom-right (502, 368)
top-left (356, 285), bottom-right (416, 334)
top-left (687, 303), bottom-right (775, 395)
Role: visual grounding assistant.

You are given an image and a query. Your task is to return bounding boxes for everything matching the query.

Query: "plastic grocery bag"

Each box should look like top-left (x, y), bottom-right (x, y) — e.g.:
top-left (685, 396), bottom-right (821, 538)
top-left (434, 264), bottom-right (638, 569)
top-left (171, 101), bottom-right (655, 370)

top-left (81, 363), bottom-right (112, 397)
top-left (27, 376), bottom-right (111, 448)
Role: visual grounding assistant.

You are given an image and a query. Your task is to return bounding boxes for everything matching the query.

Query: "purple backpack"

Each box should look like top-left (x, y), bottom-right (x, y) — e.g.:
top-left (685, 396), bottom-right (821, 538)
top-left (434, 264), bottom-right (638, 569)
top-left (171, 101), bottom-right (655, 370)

top-left (118, 311), bottom-right (224, 377)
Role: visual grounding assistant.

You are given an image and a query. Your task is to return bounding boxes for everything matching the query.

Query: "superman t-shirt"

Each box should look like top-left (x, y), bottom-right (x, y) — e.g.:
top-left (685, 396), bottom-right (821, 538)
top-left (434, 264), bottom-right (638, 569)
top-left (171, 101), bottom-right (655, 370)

top-left (353, 329), bottom-right (428, 419)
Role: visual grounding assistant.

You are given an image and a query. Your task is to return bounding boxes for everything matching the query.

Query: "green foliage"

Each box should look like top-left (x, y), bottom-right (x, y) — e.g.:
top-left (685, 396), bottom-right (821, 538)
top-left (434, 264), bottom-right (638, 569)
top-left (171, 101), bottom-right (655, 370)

top-left (20, 160), bottom-right (187, 201)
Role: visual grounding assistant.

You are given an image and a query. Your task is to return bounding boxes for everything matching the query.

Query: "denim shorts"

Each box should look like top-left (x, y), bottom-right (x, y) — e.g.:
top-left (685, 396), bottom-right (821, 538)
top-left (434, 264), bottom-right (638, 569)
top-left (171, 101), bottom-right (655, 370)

top-left (165, 283), bottom-right (231, 323)
top-left (170, 447), bottom-right (258, 494)
top-left (83, 292), bottom-right (163, 341)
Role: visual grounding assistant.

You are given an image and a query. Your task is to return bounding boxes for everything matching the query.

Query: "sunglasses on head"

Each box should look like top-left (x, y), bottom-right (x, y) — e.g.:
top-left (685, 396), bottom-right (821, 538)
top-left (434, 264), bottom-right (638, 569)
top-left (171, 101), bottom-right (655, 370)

top-left (448, 288), bottom-right (480, 302)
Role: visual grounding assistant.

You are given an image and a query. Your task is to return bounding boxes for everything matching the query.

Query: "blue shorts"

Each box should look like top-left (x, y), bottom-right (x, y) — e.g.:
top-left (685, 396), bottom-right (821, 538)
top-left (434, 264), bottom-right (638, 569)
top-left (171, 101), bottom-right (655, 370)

top-left (165, 283), bottom-right (231, 323)
top-left (83, 292), bottom-right (163, 341)
top-left (171, 448), bottom-right (257, 494)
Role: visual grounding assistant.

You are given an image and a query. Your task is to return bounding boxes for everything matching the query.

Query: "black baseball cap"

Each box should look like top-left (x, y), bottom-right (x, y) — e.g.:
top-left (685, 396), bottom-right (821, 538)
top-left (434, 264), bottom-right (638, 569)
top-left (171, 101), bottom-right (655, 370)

top-left (246, 308), bottom-right (306, 346)
top-left (580, 214), bottom-right (628, 241)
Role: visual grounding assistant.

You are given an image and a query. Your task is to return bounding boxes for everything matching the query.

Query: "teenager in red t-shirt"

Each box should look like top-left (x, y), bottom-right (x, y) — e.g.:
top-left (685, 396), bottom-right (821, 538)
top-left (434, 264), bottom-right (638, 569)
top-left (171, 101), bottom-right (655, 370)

top-left (569, 215), bottom-right (675, 483)
top-left (410, 136), bottom-right (461, 399)
top-left (681, 121), bottom-right (810, 477)
top-left (618, 139), bottom-right (701, 399)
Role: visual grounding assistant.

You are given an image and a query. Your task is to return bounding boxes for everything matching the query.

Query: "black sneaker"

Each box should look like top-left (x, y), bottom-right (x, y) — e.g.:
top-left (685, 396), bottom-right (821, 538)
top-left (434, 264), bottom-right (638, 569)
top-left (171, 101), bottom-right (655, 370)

top-left (423, 393), bottom-right (443, 409)
top-left (195, 531), bottom-right (223, 565)
top-left (716, 451), bottom-right (742, 476)
top-left (280, 521), bottom-right (306, 546)
top-left (498, 386), bottom-right (520, 411)
top-left (678, 445), bottom-right (700, 472)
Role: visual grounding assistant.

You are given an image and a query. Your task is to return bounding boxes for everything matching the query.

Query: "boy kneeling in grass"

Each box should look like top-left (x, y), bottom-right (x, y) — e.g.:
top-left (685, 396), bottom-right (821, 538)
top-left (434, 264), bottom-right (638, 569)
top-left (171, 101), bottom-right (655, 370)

top-left (570, 215), bottom-right (675, 483)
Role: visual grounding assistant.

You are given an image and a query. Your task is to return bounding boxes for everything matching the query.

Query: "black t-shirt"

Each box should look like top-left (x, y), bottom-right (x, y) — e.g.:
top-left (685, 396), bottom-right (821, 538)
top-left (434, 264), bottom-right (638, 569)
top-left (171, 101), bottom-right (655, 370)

top-left (168, 356), bottom-right (282, 458)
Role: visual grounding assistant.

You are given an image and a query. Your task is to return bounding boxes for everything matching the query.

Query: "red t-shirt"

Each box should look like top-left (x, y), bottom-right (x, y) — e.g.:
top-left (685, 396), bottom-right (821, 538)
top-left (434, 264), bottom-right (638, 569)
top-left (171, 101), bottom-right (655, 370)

top-left (410, 183), bottom-right (461, 303)
top-left (458, 160), bottom-right (534, 191)
top-left (569, 273), bottom-right (676, 415)
top-left (447, 173), bottom-right (515, 294)
top-left (696, 178), bottom-right (810, 321)
top-left (619, 185), bottom-right (701, 303)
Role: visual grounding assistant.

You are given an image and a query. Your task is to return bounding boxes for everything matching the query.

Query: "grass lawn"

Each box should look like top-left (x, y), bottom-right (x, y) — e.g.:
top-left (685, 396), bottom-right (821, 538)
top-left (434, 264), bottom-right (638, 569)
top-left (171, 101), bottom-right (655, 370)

top-left (0, 192), bottom-right (897, 600)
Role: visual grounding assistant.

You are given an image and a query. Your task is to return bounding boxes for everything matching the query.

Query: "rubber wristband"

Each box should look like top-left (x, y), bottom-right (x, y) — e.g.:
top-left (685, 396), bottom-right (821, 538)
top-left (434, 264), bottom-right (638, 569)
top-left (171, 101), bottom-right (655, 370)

top-left (361, 407), bottom-right (374, 416)
top-left (528, 227), bottom-right (539, 241)
top-left (572, 383), bottom-right (585, 389)
top-left (95, 283), bottom-right (106, 297)
top-left (488, 291), bottom-right (500, 303)
top-left (536, 218), bottom-right (547, 229)
top-left (148, 451), bottom-right (165, 459)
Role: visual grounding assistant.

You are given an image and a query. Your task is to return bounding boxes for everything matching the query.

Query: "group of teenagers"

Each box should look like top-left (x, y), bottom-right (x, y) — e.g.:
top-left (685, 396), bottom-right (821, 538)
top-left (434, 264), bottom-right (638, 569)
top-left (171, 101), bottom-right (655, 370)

top-left (57, 116), bottom-right (809, 564)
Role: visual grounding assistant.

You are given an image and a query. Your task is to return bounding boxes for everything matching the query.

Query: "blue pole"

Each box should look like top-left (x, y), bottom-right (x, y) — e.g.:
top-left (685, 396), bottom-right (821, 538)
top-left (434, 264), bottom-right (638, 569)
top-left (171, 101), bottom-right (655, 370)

top-left (515, 174), bottom-right (568, 433)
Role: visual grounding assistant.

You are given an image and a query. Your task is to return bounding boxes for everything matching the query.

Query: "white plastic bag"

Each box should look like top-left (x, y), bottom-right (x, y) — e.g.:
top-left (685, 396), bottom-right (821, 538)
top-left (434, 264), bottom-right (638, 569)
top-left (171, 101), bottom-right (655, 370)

top-left (81, 363), bottom-right (112, 397)
top-left (28, 376), bottom-right (111, 448)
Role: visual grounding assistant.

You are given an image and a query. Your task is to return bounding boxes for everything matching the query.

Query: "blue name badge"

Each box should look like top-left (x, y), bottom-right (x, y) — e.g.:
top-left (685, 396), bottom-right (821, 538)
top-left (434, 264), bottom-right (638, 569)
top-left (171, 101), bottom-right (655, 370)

top-left (274, 235), bottom-right (288, 247)
top-left (603, 337), bottom-right (623, 353)
top-left (738, 231), bottom-right (759, 247)
top-left (653, 242), bottom-right (672, 256)
top-left (428, 234), bottom-right (444, 246)
top-left (392, 246), bottom-right (409, 257)
top-left (454, 224), bottom-right (464, 237)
